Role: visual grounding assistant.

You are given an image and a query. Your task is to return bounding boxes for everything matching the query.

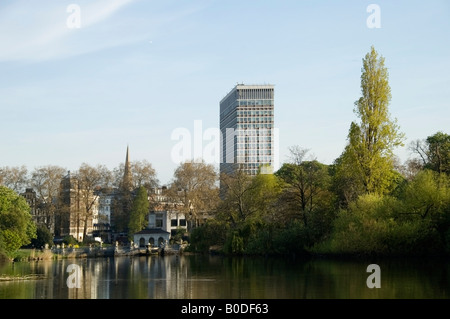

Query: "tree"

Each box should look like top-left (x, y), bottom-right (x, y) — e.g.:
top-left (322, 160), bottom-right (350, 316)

top-left (74, 163), bottom-right (111, 241)
top-left (30, 165), bottom-right (67, 232)
top-left (128, 186), bottom-right (150, 239)
top-left (112, 160), bottom-right (159, 191)
top-left (0, 166), bottom-right (29, 194)
top-left (168, 160), bottom-right (219, 230)
top-left (111, 159), bottom-right (158, 234)
top-left (331, 154), bottom-right (366, 207)
top-left (426, 132), bottom-right (450, 174)
top-left (188, 219), bottom-right (228, 253)
top-left (217, 167), bottom-right (282, 254)
top-left (111, 162), bottom-right (133, 233)
top-left (219, 167), bottom-right (264, 227)
top-left (402, 169), bottom-right (450, 220)
top-left (31, 225), bottom-right (54, 248)
top-left (131, 160), bottom-right (159, 191)
top-left (276, 146), bottom-right (332, 227)
top-left (338, 46), bottom-right (405, 195)
top-left (112, 163), bottom-right (125, 189)
top-left (397, 158), bottom-right (423, 181)
top-left (0, 186), bottom-right (36, 257)
top-left (410, 131), bottom-right (450, 175)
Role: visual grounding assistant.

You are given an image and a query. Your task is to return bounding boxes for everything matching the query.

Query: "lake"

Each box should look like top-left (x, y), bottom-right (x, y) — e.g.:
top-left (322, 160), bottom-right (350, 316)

top-left (0, 254), bottom-right (449, 299)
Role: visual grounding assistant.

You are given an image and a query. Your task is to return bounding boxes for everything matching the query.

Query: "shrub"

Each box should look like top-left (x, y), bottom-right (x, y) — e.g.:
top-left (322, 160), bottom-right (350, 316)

top-left (324, 193), bottom-right (446, 256)
top-left (31, 226), bottom-right (54, 248)
top-left (62, 235), bottom-right (78, 246)
top-left (189, 220), bottom-right (228, 253)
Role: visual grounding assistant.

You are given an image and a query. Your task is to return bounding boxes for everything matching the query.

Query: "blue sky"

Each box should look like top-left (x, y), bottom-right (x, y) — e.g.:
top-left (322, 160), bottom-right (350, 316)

top-left (0, 0), bottom-right (449, 185)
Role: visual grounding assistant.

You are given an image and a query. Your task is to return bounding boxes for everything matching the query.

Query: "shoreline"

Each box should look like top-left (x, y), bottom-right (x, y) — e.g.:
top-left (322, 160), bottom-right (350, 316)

top-left (0, 274), bottom-right (46, 282)
top-left (3, 247), bottom-right (450, 264)
top-left (4, 245), bottom-right (187, 262)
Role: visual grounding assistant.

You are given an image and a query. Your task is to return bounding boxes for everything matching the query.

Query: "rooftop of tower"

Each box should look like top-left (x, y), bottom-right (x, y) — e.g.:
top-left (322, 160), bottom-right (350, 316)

top-left (220, 83), bottom-right (275, 105)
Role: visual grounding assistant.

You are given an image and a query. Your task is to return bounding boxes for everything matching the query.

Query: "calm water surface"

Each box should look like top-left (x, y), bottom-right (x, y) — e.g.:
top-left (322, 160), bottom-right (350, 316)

top-left (0, 255), bottom-right (449, 299)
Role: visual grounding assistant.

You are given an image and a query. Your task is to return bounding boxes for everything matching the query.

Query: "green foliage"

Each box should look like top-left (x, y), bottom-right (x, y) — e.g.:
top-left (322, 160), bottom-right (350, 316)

top-left (321, 192), bottom-right (446, 257)
top-left (0, 186), bottom-right (36, 257)
top-left (82, 236), bottom-right (101, 246)
top-left (276, 160), bottom-right (332, 226)
top-left (272, 221), bottom-right (310, 255)
top-left (306, 203), bottom-right (336, 245)
top-left (111, 192), bottom-right (133, 233)
top-left (62, 235), bottom-right (78, 246)
top-left (230, 231), bottom-right (244, 255)
top-left (402, 169), bottom-right (450, 220)
top-left (245, 225), bottom-right (275, 255)
top-left (332, 155), bottom-right (366, 207)
top-left (128, 186), bottom-right (150, 239)
top-left (338, 46), bottom-right (405, 196)
top-left (244, 221), bottom-right (311, 256)
top-left (31, 225), bottom-right (54, 248)
top-left (217, 170), bottom-right (285, 255)
top-left (401, 170), bottom-right (450, 252)
top-left (188, 220), bottom-right (228, 253)
top-left (219, 169), bottom-right (282, 228)
top-left (0, 230), bottom-right (23, 255)
top-left (223, 223), bottom-right (252, 255)
top-left (170, 228), bottom-right (186, 244)
top-left (275, 156), bottom-right (336, 249)
top-left (425, 131), bottom-right (450, 174)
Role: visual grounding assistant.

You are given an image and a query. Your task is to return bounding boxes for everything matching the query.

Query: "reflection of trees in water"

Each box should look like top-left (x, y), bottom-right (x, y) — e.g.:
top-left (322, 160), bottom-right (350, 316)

top-left (185, 256), bottom-right (450, 299)
top-left (286, 258), bottom-right (450, 299)
top-left (1, 256), bottom-right (449, 298)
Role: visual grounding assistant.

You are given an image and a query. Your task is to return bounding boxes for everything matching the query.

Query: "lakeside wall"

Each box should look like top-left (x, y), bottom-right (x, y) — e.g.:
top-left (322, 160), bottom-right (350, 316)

top-left (10, 244), bottom-right (188, 262)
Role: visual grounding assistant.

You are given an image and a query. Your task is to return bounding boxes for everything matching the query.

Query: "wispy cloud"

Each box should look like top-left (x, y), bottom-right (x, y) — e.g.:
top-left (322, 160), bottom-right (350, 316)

top-left (0, 0), bottom-right (136, 62)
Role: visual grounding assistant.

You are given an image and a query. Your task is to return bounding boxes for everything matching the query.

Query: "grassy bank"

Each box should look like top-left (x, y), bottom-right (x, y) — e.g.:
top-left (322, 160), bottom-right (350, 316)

top-left (4, 246), bottom-right (120, 262)
top-left (11, 249), bottom-right (56, 262)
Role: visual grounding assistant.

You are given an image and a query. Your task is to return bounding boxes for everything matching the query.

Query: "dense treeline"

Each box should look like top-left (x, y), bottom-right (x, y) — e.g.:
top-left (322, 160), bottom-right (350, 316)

top-left (189, 150), bottom-right (450, 257)
top-left (189, 46), bottom-right (450, 257)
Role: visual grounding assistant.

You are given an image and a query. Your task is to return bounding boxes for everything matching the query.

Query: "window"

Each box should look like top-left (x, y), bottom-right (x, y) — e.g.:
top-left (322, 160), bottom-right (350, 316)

top-left (156, 219), bottom-right (163, 228)
top-left (171, 219), bottom-right (178, 227)
top-left (180, 219), bottom-right (186, 226)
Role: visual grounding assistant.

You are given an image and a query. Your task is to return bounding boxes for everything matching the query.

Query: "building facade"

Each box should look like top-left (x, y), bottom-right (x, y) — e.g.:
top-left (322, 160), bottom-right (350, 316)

top-left (133, 187), bottom-right (187, 248)
top-left (21, 188), bottom-right (53, 233)
top-left (148, 187), bottom-right (187, 238)
top-left (55, 172), bottom-right (99, 242)
top-left (94, 188), bottom-right (115, 243)
top-left (220, 84), bottom-right (275, 177)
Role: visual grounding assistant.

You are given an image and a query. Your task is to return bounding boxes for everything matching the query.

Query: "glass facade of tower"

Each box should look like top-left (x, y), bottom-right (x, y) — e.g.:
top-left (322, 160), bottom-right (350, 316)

top-left (220, 84), bottom-right (275, 176)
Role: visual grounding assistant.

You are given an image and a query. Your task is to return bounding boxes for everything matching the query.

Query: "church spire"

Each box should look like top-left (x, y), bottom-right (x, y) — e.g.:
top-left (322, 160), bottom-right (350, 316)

top-left (123, 145), bottom-right (132, 191)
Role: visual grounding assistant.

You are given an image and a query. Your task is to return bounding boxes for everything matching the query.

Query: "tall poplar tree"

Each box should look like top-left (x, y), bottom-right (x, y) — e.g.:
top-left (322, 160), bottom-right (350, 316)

top-left (338, 46), bottom-right (405, 195)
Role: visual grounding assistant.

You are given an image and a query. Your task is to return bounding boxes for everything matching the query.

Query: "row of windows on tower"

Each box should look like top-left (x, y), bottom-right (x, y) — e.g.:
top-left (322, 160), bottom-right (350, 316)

top-left (237, 109), bottom-right (274, 116)
top-left (237, 124), bottom-right (273, 129)
top-left (236, 156), bottom-right (273, 163)
top-left (236, 143), bottom-right (273, 149)
top-left (236, 136), bottom-right (272, 142)
top-left (237, 99), bottom-right (273, 106)
top-left (237, 117), bottom-right (273, 123)
top-left (232, 129), bottom-right (274, 137)
top-left (236, 144), bottom-right (273, 150)
top-left (237, 149), bottom-right (272, 155)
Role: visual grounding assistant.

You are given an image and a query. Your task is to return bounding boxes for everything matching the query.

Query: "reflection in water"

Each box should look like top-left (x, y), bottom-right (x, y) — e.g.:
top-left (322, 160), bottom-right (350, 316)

top-left (0, 255), bottom-right (449, 299)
